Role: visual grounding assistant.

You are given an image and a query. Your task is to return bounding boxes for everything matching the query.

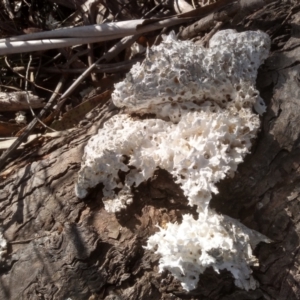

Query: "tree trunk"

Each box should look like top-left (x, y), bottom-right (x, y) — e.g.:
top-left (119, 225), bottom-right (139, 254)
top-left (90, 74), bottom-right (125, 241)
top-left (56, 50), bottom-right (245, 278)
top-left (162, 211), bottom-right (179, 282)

top-left (1, 1), bottom-right (300, 299)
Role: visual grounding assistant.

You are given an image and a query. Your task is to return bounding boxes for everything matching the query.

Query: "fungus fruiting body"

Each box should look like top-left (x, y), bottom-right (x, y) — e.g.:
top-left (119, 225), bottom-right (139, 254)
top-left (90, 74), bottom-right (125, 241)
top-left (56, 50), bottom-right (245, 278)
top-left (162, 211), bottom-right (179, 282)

top-left (76, 30), bottom-right (271, 291)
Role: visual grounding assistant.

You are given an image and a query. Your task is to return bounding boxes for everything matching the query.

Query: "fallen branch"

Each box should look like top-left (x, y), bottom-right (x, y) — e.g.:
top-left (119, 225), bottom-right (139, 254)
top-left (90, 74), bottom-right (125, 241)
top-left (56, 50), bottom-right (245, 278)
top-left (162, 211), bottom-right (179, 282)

top-left (0, 0), bottom-right (241, 56)
top-left (0, 18), bottom-right (192, 55)
top-left (0, 91), bottom-right (45, 111)
top-left (178, 0), bottom-right (277, 40)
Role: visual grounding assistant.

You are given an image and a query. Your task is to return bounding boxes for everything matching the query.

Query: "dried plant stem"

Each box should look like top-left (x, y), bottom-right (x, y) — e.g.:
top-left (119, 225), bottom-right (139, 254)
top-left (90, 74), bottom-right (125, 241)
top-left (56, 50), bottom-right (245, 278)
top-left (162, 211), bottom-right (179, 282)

top-left (0, 17), bottom-right (192, 55)
top-left (197, 21), bottom-right (224, 46)
top-left (0, 75), bottom-right (67, 171)
top-left (25, 56), bottom-right (56, 132)
top-left (13, 58), bottom-right (142, 74)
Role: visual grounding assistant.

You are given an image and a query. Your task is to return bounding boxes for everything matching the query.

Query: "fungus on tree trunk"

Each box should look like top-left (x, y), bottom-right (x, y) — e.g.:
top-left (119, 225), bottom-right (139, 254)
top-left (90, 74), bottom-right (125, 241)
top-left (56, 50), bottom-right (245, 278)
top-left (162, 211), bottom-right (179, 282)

top-left (75, 30), bottom-right (272, 291)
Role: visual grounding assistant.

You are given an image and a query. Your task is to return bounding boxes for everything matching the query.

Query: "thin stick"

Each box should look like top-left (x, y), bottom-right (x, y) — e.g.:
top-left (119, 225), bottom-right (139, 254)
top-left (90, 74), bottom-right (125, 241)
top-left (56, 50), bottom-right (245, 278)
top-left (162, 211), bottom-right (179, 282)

top-left (4, 56), bottom-right (64, 95)
top-left (13, 58), bottom-right (142, 74)
top-left (87, 43), bottom-right (98, 83)
top-left (25, 55), bottom-right (56, 132)
top-left (191, 0), bottom-right (196, 9)
top-left (198, 21), bottom-right (224, 47)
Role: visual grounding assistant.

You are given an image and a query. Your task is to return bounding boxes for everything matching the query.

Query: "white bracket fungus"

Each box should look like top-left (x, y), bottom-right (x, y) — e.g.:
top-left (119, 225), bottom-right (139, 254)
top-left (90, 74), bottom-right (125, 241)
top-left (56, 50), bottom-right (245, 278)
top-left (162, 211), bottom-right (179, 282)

top-left (75, 30), bottom-right (271, 291)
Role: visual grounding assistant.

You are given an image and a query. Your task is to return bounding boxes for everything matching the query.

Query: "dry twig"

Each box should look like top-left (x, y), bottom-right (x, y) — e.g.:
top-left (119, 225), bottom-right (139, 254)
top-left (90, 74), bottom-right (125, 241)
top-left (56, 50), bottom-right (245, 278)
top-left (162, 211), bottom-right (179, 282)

top-left (0, 91), bottom-right (44, 111)
top-left (25, 55), bottom-right (55, 132)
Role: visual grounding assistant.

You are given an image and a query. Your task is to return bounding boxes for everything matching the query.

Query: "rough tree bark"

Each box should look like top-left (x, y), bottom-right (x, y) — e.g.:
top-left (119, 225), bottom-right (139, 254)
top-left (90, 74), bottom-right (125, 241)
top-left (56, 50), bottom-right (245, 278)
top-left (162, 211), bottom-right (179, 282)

top-left (1, 1), bottom-right (300, 299)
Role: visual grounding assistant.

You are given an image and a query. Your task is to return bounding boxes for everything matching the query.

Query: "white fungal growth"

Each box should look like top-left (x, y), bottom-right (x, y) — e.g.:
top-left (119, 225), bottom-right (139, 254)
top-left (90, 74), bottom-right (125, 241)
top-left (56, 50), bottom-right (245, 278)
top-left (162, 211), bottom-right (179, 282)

top-left (75, 30), bottom-right (271, 291)
top-left (146, 212), bottom-right (270, 291)
top-left (112, 30), bottom-right (269, 120)
top-left (75, 110), bottom-right (259, 213)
